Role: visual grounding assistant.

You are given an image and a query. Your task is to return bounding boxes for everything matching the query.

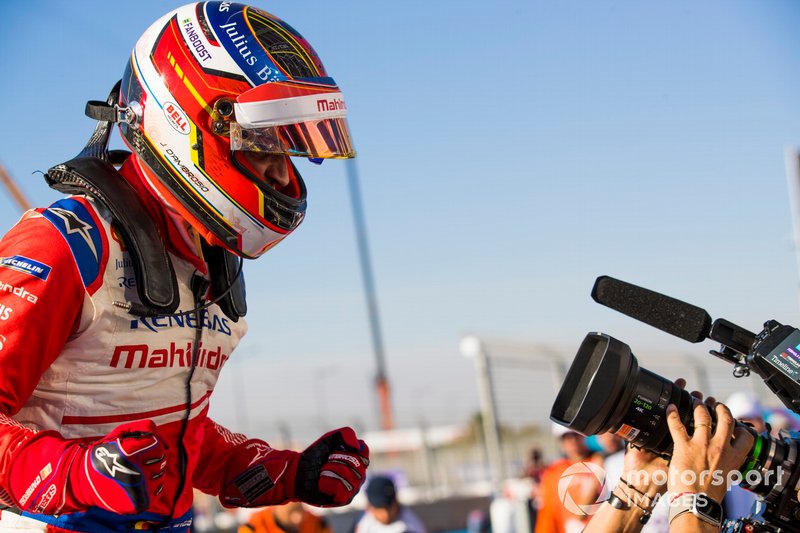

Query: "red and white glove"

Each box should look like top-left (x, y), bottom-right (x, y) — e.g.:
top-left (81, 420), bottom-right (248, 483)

top-left (6, 419), bottom-right (172, 516)
top-left (219, 427), bottom-right (369, 508)
top-left (295, 427), bottom-right (370, 506)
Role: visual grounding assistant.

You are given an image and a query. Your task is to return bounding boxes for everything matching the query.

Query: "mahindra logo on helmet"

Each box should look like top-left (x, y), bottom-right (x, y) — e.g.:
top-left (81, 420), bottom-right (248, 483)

top-left (164, 102), bottom-right (190, 135)
top-left (317, 98), bottom-right (346, 113)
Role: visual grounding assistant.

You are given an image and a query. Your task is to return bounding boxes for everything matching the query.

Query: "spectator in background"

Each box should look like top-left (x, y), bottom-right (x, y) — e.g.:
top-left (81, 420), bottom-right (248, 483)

top-left (534, 424), bottom-right (602, 533)
top-left (523, 447), bottom-right (548, 482)
top-left (355, 476), bottom-right (427, 533)
top-left (239, 502), bottom-right (330, 533)
top-left (466, 509), bottom-right (491, 533)
top-left (764, 407), bottom-right (800, 433)
top-left (521, 446), bottom-right (548, 528)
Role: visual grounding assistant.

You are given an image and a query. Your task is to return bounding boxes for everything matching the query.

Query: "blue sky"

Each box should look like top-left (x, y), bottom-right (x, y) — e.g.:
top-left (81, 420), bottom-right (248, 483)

top-left (1, 1), bottom-right (800, 442)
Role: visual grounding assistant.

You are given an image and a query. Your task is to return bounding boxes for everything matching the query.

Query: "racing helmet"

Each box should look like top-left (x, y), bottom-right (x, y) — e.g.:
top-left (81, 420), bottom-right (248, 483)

top-left (118, 1), bottom-right (354, 258)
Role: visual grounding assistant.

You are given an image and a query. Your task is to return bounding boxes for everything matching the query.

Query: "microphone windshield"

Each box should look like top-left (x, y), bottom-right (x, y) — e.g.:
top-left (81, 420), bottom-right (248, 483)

top-left (591, 276), bottom-right (712, 343)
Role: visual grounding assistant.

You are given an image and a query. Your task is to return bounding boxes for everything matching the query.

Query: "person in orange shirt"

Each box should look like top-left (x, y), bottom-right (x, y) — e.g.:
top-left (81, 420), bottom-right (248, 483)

top-left (239, 502), bottom-right (331, 533)
top-left (534, 425), bottom-right (602, 533)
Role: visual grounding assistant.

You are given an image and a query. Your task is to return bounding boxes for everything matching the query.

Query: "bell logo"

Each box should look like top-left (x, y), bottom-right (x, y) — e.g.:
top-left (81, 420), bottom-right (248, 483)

top-left (557, 461), bottom-right (608, 516)
top-left (164, 102), bottom-right (191, 135)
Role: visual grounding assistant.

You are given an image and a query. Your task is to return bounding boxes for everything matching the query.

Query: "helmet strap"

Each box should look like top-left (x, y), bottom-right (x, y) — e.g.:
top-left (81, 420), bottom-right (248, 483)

top-left (43, 81), bottom-right (248, 321)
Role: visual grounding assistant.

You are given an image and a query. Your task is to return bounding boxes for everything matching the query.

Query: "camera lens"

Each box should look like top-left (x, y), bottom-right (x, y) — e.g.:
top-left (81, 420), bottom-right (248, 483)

top-left (739, 433), bottom-right (800, 507)
top-left (551, 332), bottom-right (699, 455)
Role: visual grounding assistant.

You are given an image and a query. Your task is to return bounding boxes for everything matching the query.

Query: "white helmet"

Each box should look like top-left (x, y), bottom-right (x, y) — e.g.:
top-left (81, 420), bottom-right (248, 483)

top-left (119, 1), bottom-right (355, 258)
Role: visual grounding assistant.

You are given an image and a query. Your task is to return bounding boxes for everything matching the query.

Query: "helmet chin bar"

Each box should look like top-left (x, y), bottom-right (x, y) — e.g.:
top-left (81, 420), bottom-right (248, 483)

top-left (231, 152), bottom-right (307, 217)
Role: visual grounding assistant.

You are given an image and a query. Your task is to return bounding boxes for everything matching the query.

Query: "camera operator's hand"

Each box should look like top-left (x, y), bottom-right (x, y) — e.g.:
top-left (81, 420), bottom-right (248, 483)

top-left (583, 443), bottom-right (668, 533)
top-left (665, 398), bottom-right (754, 532)
top-left (618, 378), bottom-right (705, 497)
top-left (583, 379), bottom-right (689, 533)
top-left (620, 444), bottom-right (669, 495)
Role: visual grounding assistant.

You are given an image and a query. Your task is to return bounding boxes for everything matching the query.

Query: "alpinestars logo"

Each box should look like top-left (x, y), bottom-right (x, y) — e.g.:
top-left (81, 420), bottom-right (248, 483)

top-left (246, 442), bottom-right (273, 463)
top-left (90, 443), bottom-right (149, 510)
top-left (47, 207), bottom-right (99, 260)
top-left (94, 446), bottom-right (140, 481)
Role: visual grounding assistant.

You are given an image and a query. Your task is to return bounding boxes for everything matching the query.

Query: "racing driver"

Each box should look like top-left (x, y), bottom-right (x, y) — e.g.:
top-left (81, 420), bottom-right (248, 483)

top-left (0, 2), bottom-right (368, 532)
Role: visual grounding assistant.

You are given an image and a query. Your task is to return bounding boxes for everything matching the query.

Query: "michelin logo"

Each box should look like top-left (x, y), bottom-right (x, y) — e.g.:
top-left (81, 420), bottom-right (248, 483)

top-left (0, 256), bottom-right (52, 281)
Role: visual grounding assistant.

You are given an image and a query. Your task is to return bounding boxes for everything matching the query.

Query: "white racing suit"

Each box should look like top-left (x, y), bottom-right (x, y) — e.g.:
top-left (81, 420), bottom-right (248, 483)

top-left (0, 160), bottom-right (251, 532)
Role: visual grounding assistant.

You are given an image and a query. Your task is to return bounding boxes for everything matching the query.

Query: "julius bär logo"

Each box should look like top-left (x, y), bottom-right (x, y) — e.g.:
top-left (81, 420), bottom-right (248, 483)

top-left (557, 462), bottom-right (608, 516)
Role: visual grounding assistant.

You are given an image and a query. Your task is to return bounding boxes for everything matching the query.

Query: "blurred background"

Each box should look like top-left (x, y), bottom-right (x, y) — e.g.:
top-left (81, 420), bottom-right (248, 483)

top-left (2, 1), bottom-right (800, 531)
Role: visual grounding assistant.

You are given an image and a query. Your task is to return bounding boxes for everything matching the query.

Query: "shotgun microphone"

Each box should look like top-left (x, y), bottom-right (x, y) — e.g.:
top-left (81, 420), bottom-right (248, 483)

top-left (591, 275), bottom-right (712, 343)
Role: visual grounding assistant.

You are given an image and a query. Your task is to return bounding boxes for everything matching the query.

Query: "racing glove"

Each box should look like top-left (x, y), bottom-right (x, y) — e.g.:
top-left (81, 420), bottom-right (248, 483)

top-left (5, 419), bottom-right (172, 516)
top-left (219, 426), bottom-right (369, 508)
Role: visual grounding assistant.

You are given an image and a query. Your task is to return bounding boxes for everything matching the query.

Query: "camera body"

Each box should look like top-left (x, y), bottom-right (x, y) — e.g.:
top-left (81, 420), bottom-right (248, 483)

top-left (743, 321), bottom-right (800, 415)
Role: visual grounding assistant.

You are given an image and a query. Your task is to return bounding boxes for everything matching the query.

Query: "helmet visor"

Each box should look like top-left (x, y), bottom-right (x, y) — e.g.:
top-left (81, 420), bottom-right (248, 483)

top-left (231, 89), bottom-right (355, 158)
top-left (230, 117), bottom-right (354, 158)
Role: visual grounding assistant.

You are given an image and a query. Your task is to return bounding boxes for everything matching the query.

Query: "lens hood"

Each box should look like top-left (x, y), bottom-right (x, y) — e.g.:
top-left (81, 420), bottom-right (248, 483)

top-left (551, 333), bottom-right (638, 435)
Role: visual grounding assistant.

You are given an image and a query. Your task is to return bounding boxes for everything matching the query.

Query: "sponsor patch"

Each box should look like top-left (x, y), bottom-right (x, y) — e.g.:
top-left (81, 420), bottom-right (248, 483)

top-left (233, 464), bottom-right (274, 504)
top-left (130, 308), bottom-right (232, 335)
top-left (329, 452), bottom-right (361, 468)
top-left (18, 463), bottom-right (53, 506)
top-left (206, 4), bottom-right (286, 84)
top-left (32, 484), bottom-right (56, 514)
top-left (181, 19), bottom-right (213, 62)
top-left (19, 476), bottom-right (41, 506)
top-left (109, 342), bottom-right (229, 370)
top-left (42, 198), bottom-right (105, 290)
top-left (164, 102), bottom-right (191, 135)
top-left (0, 281), bottom-right (38, 303)
top-left (0, 255), bottom-right (51, 281)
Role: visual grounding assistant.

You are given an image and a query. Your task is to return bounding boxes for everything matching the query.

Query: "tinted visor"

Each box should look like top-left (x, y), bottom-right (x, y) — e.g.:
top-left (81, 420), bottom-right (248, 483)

top-left (230, 117), bottom-right (354, 158)
top-left (231, 88), bottom-right (355, 158)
